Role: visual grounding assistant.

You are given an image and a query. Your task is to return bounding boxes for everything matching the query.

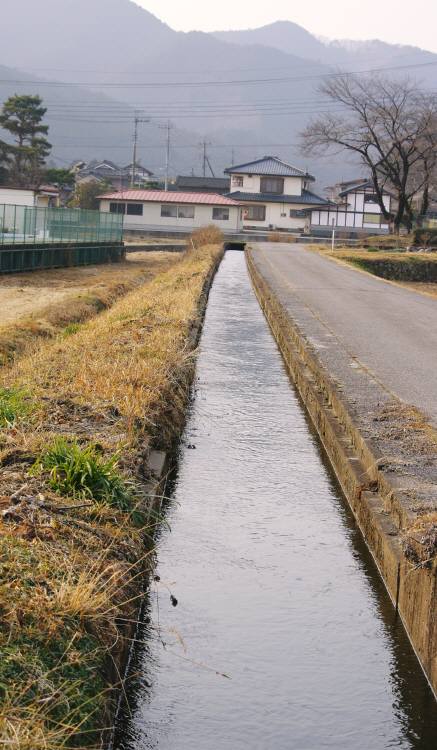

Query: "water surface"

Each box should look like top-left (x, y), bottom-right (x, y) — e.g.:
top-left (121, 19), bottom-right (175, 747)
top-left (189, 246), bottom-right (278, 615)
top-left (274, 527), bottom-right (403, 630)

top-left (115, 251), bottom-right (437, 750)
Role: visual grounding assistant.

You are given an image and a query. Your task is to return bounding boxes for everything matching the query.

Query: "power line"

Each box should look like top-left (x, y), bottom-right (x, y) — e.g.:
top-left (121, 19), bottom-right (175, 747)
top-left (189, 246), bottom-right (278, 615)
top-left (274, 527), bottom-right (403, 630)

top-left (40, 95), bottom-right (344, 108)
top-left (41, 141), bottom-right (305, 151)
top-left (2, 58), bottom-right (437, 89)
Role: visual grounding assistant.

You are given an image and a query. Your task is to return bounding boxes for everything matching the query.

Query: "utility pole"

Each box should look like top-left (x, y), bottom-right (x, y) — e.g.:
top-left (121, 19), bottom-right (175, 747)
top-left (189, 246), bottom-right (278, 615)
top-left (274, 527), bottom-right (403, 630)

top-left (159, 120), bottom-right (173, 191)
top-left (131, 113), bottom-right (149, 189)
top-left (200, 140), bottom-right (213, 178)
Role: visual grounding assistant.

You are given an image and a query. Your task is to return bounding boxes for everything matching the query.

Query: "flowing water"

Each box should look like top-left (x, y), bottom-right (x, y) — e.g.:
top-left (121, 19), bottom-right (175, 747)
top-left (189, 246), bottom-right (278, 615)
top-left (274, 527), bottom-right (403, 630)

top-left (114, 251), bottom-right (437, 750)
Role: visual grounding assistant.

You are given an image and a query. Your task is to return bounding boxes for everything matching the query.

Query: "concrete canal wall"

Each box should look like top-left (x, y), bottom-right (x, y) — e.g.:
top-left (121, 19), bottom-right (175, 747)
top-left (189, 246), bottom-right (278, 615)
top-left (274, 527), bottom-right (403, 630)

top-left (246, 248), bottom-right (437, 697)
top-left (0, 242), bottom-right (125, 273)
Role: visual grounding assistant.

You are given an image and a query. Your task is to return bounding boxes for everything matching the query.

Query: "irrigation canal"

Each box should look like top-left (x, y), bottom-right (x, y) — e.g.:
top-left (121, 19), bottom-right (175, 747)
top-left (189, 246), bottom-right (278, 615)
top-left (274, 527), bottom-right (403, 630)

top-left (114, 251), bottom-right (437, 749)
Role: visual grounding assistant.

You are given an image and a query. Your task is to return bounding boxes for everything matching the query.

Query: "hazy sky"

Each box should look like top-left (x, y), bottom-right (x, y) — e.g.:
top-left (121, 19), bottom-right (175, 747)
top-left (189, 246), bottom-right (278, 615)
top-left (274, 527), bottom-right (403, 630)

top-left (138, 0), bottom-right (437, 53)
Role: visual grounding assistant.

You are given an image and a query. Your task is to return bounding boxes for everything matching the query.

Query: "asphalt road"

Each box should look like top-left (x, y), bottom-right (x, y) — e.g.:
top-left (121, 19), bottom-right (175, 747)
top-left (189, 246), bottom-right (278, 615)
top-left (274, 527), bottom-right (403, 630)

top-left (250, 243), bottom-right (437, 425)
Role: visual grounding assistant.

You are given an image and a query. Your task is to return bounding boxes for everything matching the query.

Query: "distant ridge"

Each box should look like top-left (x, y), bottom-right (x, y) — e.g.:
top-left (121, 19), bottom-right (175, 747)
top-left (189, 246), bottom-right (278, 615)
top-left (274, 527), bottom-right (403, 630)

top-left (0, 2), bottom-right (436, 181)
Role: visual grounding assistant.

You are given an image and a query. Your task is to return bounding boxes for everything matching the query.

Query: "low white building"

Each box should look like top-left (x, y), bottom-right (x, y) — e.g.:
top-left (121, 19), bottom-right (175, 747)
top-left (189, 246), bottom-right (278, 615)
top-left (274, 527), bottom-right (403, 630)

top-left (311, 179), bottom-right (392, 233)
top-left (0, 186), bottom-right (60, 208)
top-left (98, 189), bottom-right (241, 233)
top-left (225, 156), bottom-right (331, 232)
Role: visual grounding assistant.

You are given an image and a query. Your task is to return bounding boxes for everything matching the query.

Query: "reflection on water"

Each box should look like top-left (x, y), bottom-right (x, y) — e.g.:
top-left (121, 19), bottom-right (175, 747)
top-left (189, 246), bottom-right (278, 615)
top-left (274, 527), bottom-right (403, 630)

top-left (114, 251), bottom-right (437, 750)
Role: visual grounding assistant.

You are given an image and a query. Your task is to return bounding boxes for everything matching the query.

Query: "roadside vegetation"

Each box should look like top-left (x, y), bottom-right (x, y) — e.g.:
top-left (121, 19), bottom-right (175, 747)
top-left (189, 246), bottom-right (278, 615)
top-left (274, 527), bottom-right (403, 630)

top-left (309, 241), bottom-right (437, 296)
top-left (0, 239), bottom-right (223, 748)
top-left (334, 250), bottom-right (437, 282)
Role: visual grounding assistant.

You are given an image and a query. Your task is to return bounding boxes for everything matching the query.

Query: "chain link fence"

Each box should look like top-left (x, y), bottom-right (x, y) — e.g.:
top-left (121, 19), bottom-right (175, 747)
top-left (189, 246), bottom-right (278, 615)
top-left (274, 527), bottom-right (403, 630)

top-left (0, 204), bottom-right (123, 245)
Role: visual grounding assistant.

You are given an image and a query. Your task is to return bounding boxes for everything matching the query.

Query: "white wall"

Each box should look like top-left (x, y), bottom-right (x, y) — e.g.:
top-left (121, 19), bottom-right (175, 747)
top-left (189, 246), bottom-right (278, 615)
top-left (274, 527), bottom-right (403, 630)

top-left (0, 188), bottom-right (36, 207)
top-left (311, 189), bottom-right (391, 231)
top-left (100, 199), bottom-right (240, 232)
top-left (229, 173), bottom-right (303, 196)
top-left (240, 200), bottom-right (310, 231)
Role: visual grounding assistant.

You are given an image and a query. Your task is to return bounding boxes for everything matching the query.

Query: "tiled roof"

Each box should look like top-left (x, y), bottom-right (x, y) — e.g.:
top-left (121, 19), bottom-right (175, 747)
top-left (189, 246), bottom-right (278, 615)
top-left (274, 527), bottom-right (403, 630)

top-left (338, 180), bottom-right (395, 199)
top-left (38, 185), bottom-right (60, 195)
top-left (98, 190), bottom-right (239, 206)
top-left (225, 156), bottom-right (315, 180)
top-left (338, 180), bottom-right (374, 197)
top-left (175, 176), bottom-right (230, 190)
top-left (227, 190), bottom-right (332, 206)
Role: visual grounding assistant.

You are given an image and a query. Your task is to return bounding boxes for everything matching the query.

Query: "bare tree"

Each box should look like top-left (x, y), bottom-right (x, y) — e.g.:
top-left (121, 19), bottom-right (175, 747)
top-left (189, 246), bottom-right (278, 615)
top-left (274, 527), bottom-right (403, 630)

top-left (301, 75), bottom-right (437, 232)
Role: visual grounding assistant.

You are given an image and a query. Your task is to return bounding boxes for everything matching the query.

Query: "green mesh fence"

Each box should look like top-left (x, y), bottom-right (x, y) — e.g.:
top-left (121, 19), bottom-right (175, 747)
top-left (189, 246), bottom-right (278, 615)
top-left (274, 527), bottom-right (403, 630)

top-left (0, 204), bottom-right (123, 245)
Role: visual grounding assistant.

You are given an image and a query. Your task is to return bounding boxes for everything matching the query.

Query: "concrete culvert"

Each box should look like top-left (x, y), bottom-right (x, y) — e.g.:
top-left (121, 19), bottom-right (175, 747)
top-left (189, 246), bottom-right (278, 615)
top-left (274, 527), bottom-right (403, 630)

top-left (224, 242), bottom-right (246, 251)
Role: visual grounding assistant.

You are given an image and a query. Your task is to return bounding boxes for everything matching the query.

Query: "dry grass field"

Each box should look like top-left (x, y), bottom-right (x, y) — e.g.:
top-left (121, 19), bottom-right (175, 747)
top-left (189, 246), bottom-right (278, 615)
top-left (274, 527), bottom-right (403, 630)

top-left (0, 240), bottom-right (223, 748)
top-left (0, 252), bottom-right (178, 364)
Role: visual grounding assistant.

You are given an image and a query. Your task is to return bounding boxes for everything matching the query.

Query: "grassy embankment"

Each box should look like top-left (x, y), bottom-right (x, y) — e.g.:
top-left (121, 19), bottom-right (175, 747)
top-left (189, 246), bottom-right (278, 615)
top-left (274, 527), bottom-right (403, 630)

top-left (0, 252), bottom-right (178, 365)
top-left (0, 236), bottom-right (223, 748)
top-left (335, 249), bottom-right (437, 281)
top-left (310, 239), bottom-right (437, 297)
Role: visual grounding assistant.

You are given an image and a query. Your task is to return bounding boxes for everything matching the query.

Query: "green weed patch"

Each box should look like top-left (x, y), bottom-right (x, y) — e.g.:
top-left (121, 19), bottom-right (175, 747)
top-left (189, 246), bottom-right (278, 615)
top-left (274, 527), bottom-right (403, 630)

top-left (32, 438), bottom-right (133, 511)
top-left (0, 387), bottom-right (33, 427)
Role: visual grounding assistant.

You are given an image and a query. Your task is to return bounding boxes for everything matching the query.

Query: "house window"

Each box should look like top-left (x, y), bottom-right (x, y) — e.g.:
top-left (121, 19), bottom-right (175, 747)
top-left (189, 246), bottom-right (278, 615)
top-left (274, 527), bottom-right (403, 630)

top-left (243, 205), bottom-right (266, 221)
top-left (161, 205), bottom-right (195, 219)
top-left (363, 213), bottom-right (381, 224)
top-left (232, 175), bottom-right (244, 187)
top-left (177, 205), bottom-right (195, 219)
top-left (161, 205), bottom-right (177, 218)
top-left (260, 177), bottom-right (284, 194)
top-left (212, 207), bottom-right (230, 221)
top-left (364, 194), bottom-right (379, 204)
top-left (126, 203), bottom-right (143, 216)
top-left (109, 202), bottom-right (126, 214)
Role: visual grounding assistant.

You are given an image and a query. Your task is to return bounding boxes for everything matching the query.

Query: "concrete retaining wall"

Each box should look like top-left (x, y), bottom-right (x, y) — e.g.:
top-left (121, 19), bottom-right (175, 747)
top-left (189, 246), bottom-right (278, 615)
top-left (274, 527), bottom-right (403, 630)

top-left (246, 248), bottom-right (437, 697)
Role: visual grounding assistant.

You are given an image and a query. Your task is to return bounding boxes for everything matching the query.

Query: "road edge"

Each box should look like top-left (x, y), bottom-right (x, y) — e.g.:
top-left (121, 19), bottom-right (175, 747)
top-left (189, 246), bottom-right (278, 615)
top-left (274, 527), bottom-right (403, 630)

top-left (246, 247), bottom-right (437, 698)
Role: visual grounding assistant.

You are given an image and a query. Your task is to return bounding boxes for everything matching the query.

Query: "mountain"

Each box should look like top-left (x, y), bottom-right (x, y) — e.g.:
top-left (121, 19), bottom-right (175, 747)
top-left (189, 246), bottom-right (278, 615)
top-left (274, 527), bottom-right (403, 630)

top-left (1, 2), bottom-right (436, 184)
top-left (214, 21), bottom-right (437, 86)
top-left (0, 0), bottom-right (175, 73)
top-left (0, 63), bottom-right (200, 175)
top-left (214, 21), bottom-right (327, 61)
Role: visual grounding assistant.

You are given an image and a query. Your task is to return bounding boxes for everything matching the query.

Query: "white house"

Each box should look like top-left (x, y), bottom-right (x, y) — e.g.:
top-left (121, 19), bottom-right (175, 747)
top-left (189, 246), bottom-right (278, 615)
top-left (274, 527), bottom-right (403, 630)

top-left (98, 189), bottom-right (241, 233)
top-left (311, 179), bottom-right (393, 233)
top-left (225, 156), bottom-right (331, 231)
top-left (0, 186), bottom-right (60, 208)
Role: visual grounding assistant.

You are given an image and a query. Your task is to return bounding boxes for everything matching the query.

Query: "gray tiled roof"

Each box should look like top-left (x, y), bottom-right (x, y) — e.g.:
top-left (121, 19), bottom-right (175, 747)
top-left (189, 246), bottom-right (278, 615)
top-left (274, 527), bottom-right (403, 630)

top-left (338, 180), bottom-right (395, 199)
top-left (225, 156), bottom-right (315, 180)
top-left (175, 176), bottom-right (230, 190)
top-left (227, 190), bottom-right (332, 206)
top-left (338, 179), bottom-right (374, 197)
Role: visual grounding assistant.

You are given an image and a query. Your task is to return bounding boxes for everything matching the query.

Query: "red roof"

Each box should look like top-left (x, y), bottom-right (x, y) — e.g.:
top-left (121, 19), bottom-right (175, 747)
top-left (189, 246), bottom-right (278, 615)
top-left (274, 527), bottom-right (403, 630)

top-left (98, 189), bottom-right (239, 206)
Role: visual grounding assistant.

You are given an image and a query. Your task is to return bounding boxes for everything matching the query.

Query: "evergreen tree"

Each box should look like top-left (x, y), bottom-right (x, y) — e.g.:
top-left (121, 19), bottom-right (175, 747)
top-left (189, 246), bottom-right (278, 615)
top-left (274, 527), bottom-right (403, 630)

top-left (0, 95), bottom-right (51, 186)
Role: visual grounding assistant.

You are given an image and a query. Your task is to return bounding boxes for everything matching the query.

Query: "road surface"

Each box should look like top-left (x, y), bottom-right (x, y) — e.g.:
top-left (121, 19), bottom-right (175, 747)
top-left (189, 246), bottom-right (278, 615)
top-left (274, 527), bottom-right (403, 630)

top-left (249, 243), bottom-right (437, 425)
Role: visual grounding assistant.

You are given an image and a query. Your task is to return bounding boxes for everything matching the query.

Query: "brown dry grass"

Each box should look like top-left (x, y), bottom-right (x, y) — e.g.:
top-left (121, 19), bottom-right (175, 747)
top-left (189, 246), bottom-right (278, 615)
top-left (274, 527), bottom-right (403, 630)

top-left (190, 225), bottom-right (224, 249)
top-left (396, 281), bottom-right (437, 299)
top-left (267, 232), bottom-right (296, 243)
top-left (0, 242), bottom-right (223, 748)
top-left (0, 252), bottom-right (178, 365)
top-left (403, 512), bottom-right (437, 568)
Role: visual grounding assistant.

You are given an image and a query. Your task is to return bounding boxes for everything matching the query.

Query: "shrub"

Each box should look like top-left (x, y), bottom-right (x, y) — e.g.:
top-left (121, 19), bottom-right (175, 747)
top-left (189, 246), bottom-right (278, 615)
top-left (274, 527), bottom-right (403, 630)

top-left (190, 225), bottom-right (224, 249)
top-left (268, 232), bottom-right (296, 243)
top-left (0, 387), bottom-right (32, 427)
top-left (32, 438), bottom-right (133, 510)
top-left (339, 252), bottom-right (437, 281)
top-left (413, 228), bottom-right (437, 248)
